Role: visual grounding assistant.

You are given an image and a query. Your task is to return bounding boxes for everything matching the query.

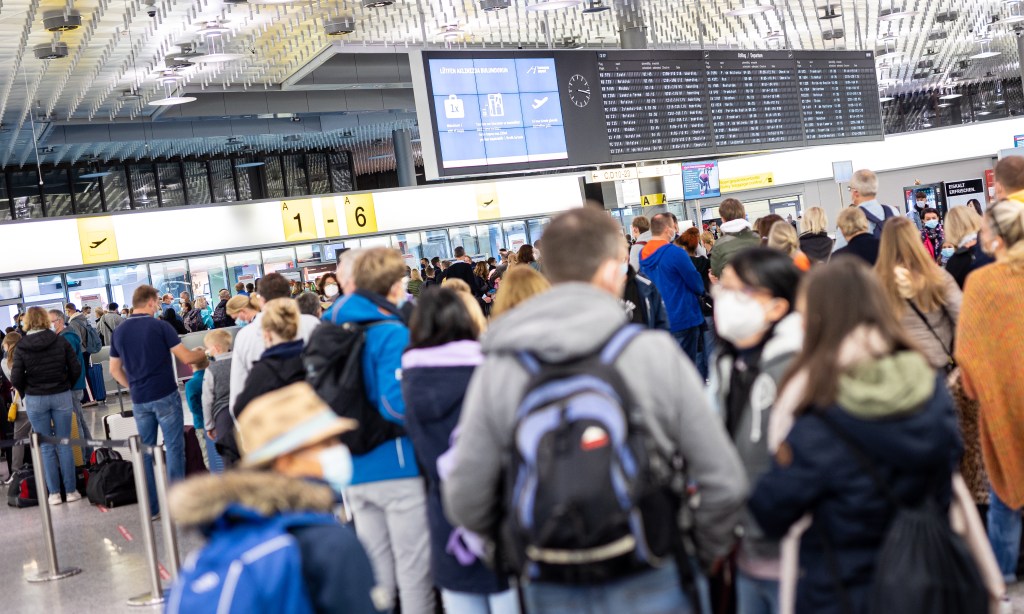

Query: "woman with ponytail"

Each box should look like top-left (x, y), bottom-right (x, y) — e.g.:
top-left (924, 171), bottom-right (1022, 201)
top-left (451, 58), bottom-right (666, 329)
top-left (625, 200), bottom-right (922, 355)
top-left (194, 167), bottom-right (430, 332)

top-left (957, 199), bottom-right (1024, 583)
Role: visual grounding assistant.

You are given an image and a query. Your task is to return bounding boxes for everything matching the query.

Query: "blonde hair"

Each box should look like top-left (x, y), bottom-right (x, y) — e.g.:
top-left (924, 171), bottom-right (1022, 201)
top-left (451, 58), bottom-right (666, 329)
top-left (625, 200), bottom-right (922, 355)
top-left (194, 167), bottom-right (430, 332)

top-left (837, 207), bottom-right (869, 238)
top-left (354, 248), bottom-right (405, 296)
top-left (261, 298), bottom-right (300, 341)
top-left (801, 207), bottom-right (828, 235)
top-left (701, 231), bottom-right (715, 249)
top-left (195, 296), bottom-right (209, 310)
top-left (3, 332), bottom-right (21, 368)
top-left (23, 307), bottom-right (50, 332)
top-left (767, 220), bottom-right (800, 256)
top-left (875, 217), bottom-right (948, 314)
top-left (442, 278), bottom-right (471, 294)
top-left (987, 199), bottom-right (1024, 271)
top-left (944, 206), bottom-right (982, 247)
top-left (409, 269), bottom-right (422, 282)
top-left (492, 266), bottom-right (551, 318)
top-left (226, 294), bottom-right (260, 316)
top-left (203, 329), bottom-right (233, 352)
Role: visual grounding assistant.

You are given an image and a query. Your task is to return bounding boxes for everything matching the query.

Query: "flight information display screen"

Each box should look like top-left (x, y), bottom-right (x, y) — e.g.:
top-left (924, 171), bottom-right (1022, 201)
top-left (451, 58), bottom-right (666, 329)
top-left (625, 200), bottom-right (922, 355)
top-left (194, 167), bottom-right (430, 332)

top-left (414, 49), bottom-right (883, 180)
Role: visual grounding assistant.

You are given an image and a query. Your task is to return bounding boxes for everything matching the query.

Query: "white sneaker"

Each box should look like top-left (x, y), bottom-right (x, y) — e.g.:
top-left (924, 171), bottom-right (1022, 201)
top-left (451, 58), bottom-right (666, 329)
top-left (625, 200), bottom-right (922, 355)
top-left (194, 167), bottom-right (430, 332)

top-left (47, 494), bottom-right (62, 506)
top-left (65, 492), bottom-right (82, 503)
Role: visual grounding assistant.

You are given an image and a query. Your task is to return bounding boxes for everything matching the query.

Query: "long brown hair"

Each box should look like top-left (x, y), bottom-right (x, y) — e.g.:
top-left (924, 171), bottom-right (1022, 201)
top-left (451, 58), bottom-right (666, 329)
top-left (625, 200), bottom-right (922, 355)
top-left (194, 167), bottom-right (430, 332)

top-left (782, 256), bottom-right (916, 413)
top-left (3, 332), bottom-right (21, 368)
top-left (874, 216), bottom-right (948, 314)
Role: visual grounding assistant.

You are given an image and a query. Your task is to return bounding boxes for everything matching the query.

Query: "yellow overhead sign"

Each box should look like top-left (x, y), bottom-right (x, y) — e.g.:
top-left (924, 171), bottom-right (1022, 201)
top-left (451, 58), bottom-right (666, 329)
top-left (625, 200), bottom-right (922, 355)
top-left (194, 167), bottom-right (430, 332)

top-left (720, 173), bottom-right (775, 194)
top-left (343, 194), bottom-right (378, 234)
top-left (281, 199), bottom-right (317, 242)
top-left (322, 199), bottom-right (342, 238)
top-left (641, 193), bottom-right (666, 207)
top-left (77, 217), bottom-right (119, 264)
top-left (476, 184), bottom-right (501, 221)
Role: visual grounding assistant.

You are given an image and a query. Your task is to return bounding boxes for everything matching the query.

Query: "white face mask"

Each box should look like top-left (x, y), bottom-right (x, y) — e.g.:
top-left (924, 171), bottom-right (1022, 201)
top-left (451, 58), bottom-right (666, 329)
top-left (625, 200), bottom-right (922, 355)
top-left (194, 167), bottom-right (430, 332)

top-left (714, 290), bottom-right (769, 345)
top-left (318, 444), bottom-right (353, 493)
top-left (323, 284), bottom-right (339, 298)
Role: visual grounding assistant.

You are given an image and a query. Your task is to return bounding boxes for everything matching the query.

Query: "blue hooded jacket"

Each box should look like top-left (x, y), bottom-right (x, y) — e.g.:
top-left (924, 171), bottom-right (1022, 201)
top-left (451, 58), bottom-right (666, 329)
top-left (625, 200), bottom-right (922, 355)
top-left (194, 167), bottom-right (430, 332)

top-left (58, 328), bottom-right (87, 391)
top-left (323, 291), bottom-right (420, 485)
top-left (639, 242), bottom-right (705, 332)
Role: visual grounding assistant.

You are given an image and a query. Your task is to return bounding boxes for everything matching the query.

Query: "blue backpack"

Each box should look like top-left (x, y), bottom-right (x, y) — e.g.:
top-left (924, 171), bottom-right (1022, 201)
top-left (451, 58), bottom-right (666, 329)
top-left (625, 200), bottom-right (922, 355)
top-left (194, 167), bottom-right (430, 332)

top-left (166, 507), bottom-right (336, 614)
top-left (862, 204), bottom-right (899, 240)
top-left (503, 325), bottom-right (684, 585)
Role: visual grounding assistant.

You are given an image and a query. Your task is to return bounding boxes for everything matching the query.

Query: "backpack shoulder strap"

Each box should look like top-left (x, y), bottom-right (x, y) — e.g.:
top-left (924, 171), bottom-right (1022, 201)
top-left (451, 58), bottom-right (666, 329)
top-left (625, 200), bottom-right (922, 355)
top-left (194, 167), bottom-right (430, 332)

top-left (861, 207), bottom-right (883, 226)
top-left (599, 324), bottom-right (644, 365)
top-left (815, 412), bottom-right (902, 507)
top-left (881, 205), bottom-right (896, 220)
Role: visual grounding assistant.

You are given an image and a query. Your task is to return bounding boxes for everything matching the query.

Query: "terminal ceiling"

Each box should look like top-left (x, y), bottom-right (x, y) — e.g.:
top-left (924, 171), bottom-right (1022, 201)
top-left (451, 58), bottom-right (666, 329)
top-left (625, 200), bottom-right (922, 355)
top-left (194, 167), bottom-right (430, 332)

top-left (0, 0), bottom-right (1020, 172)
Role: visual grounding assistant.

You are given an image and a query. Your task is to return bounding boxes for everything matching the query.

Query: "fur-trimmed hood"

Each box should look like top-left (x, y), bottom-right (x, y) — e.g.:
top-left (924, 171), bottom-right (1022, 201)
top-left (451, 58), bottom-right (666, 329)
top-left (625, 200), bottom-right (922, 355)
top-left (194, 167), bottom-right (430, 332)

top-left (169, 471), bottom-right (336, 528)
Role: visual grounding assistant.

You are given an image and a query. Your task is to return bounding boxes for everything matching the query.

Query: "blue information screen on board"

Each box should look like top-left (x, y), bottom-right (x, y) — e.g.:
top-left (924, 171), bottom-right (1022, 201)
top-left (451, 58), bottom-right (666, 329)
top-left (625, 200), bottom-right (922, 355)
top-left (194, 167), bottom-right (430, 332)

top-left (428, 58), bottom-right (568, 169)
top-left (682, 161), bottom-right (720, 199)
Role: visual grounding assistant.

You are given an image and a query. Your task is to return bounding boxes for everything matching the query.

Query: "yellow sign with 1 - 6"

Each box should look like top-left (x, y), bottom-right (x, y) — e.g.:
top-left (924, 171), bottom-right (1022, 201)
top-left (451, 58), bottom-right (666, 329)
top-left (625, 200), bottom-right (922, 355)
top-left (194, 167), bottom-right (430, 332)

top-left (322, 199), bottom-right (342, 238)
top-left (77, 217), bottom-right (119, 265)
top-left (344, 194), bottom-right (378, 235)
top-left (281, 199), bottom-right (317, 241)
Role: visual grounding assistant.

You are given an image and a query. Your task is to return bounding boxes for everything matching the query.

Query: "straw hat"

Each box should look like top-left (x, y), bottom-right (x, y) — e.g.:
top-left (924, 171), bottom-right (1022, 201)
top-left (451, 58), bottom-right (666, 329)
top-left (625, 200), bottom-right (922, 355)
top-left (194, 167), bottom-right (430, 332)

top-left (237, 382), bottom-right (356, 468)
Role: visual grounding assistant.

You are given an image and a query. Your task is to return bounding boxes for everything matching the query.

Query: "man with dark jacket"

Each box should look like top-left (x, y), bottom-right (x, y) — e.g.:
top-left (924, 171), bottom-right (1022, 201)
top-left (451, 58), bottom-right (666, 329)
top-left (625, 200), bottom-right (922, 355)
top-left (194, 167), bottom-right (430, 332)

top-left (640, 213), bottom-right (706, 364)
top-left (832, 207), bottom-right (880, 266)
top-left (710, 198), bottom-right (761, 279)
top-left (211, 289), bottom-right (235, 328)
top-left (445, 207), bottom-right (747, 612)
top-left (98, 303), bottom-right (125, 346)
top-left (444, 246), bottom-right (477, 288)
top-left (49, 310), bottom-right (93, 453)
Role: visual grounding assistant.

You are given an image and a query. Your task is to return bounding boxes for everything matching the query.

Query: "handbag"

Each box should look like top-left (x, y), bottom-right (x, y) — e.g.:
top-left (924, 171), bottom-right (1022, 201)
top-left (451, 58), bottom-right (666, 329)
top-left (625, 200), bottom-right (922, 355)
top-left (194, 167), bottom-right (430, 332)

top-left (946, 368), bottom-right (990, 505)
top-left (7, 392), bottom-right (18, 422)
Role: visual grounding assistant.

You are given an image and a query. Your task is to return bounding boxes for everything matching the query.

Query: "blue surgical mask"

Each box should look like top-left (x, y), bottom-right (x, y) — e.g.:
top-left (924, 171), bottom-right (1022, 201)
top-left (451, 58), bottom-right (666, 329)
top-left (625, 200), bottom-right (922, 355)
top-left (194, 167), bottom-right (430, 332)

top-left (318, 444), bottom-right (353, 493)
top-left (941, 247), bottom-right (955, 260)
top-left (925, 219), bottom-right (939, 229)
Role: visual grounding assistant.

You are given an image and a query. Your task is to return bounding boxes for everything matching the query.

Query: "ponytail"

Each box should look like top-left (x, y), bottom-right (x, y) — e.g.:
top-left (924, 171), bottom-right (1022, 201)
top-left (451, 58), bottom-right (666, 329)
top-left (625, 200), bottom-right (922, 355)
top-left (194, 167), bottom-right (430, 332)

top-left (988, 200), bottom-right (1024, 271)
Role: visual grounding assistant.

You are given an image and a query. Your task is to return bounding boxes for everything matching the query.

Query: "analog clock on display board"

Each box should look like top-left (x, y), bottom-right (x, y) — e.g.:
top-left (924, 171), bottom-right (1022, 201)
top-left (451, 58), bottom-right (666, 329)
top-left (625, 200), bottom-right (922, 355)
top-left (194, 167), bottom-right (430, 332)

top-left (568, 74), bottom-right (591, 108)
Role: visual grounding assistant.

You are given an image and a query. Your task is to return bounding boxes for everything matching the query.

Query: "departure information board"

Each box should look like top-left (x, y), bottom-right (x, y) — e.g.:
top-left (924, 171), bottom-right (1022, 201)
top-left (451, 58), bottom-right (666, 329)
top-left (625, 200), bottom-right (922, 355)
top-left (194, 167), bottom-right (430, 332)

top-left (412, 49), bottom-right (883, 180)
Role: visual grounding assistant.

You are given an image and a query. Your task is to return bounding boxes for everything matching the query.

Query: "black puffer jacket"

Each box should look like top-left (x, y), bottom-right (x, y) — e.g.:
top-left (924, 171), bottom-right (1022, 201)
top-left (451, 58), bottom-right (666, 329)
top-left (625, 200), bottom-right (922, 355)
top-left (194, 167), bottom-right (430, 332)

top-left (799, 232), bottom-right (834, 264)
top-left (10, 330), bottom-right (81, 397)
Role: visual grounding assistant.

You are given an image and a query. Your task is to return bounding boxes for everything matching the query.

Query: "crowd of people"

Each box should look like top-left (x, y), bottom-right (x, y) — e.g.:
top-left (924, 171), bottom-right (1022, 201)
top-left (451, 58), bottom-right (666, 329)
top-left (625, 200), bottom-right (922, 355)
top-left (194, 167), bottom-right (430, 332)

top-left (1, 161), bottom-right (1023, 614)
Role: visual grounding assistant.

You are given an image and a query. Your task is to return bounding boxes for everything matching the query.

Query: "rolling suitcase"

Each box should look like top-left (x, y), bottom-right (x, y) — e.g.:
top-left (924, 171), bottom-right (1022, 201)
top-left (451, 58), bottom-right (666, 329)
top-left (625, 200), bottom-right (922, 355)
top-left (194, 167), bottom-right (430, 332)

top-left (85, 364), bottom-right (106, 403)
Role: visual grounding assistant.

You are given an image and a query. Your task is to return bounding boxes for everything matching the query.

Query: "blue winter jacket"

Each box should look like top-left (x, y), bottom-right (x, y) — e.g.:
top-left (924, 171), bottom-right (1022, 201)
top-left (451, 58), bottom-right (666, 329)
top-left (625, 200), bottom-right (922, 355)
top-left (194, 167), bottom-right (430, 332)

top-left (639, 242), bottom-right (705, 331)
top-left (58, 329), bottom-right (87, 391)
top-left (323, 291), bottom-right (420, 485)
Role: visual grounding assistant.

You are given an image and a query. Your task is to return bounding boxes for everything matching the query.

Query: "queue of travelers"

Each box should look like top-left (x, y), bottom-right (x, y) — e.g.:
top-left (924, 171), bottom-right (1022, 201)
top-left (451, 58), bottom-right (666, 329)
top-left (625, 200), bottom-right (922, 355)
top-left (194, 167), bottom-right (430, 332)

top-left (3, 163), bottom-right (1024, 614)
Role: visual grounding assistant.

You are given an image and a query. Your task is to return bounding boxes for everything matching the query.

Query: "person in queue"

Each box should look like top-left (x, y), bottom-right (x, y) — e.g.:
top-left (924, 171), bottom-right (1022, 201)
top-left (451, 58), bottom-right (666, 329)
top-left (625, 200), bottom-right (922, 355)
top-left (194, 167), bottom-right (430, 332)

top-left (194, 296), bottom-right (214, 330)
top-left (98, 302), bottom-right (124, 346)
top-left (629, 215), bottom-right (652, 270)
top-left (200, 329), bottom-right (235, 467)
top-left (445, 207), bottom-right (747, 612)
top-left (318, 272), bottom-right (340, 304)
top-left (245, 282), bottom-right (255, 295)
top-left (48, 310), bottom-right (91, 458)
top-left (210, 289), bottom-right (235, 328)
top-left (1, 333), bottom-right (29, 478)
top-left (234, 281), bottom-right (247, 296)
top-left (295, 291), bottom-right (323, 318)
top-left (797, 207), bottom-right (833, 264)
top-left (831, 207), bottom-right (880, 266)
top-left (874, 217), bottom-right (961, 373)
top-left (110, 285), bottom-right (206, 519)
top-left (920, 207), bottom-right (945, 263)
top-left (160, 293), bottom-right (188, 334)
top-left (708, 248), bottom-right (803, 614)
top-left (184, 353), bottom-right (220, 472)
top-left (400, 288), bottom-right (517, 612)
top-left (407, 269), bottom-right (424, 298)
top-left (754, 214), bottom-right (784, 246)
top-left (749, 257), bottom-right (961, 614)
top-left (445, 246), bottom-right (477, 288)
top-left (702, 230), bottom-right (716, 255)
top-left (322, 249), bottom-right (362, 320)
top-left (711, 198), bottom-right (761, 280)
top-left (623, 257), bottom-right (670, 333)
top-left (167, 383), bottom-right (381, 614)
top-left (490, 265), bottom-right (550, 319)
top-left (9, 307), bottom-right (82, 505)
top-left (517, 244), bottom-right (541, 272)
top-left (640, 212), bottom-right (706, 365)
top-left (226, 294), bottom-right (259, 327)
top-left (675, 227), bottom-right (713, 379)
top-left (228, 273), bottom-right (319, 417)
top-left (322, 247), bottom-right (434, 613)
top-left (833, 169), bottom-right (898, 251)
top-left (233, 298), bottom-right (308, 417)
top-left (957, 199), bottom-right (1024, 583)
top-left (992, 156), bottom-right (1024, 202)
top-left (944, 205), bottom-right (995, 289)
top-left (767, 221), bottom-right (812, 272)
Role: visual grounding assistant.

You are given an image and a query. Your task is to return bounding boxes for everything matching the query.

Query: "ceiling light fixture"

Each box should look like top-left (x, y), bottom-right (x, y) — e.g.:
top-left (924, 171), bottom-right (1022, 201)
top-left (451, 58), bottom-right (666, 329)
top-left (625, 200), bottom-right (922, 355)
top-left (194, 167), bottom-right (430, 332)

top-left (198, 21), bottom-right (231, 37)
top-left (817, 3), bottom-right (841, 20)
top-left (970, 40), bottom-right (1001, 60)
top-left (43, 10), bottom-right (82, 32)
top-left (324, 15), bottom-right (356, 35)
top-left (149, 96), bottom-right (197, 106)
top-left (362, 0), bottom-right (395, 7)
top-left (526, 0), bottom-right (584, 12)
top-left (33, 42), bottom-right (69, 60)
top-left (879, 2), bottom-right (919, 21)
top-left (582, 0), bottom-right (610, 13)
top-left (724, 0), bottom-right (774, 17)
top-left (190, 53), bottom-right (245, 64)
top-left (480, 0), bottom-right (512, 10)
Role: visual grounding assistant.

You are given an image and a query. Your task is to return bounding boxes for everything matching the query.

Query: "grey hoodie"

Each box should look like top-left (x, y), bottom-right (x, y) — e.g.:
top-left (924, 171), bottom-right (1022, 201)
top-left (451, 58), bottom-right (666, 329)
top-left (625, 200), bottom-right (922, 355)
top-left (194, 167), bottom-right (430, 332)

top-left (443, 282), bottom-right (749, 565)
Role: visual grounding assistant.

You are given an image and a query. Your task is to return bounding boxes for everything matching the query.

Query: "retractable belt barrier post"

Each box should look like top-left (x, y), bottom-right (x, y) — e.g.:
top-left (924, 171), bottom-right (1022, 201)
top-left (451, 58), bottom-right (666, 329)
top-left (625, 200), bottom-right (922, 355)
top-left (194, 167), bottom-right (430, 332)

top-left (152, 444), bottom-right (180, 579)
top-left (25, 432), bottom-right (83, 583)
top-left (126, 435), bottom-right (164, 607)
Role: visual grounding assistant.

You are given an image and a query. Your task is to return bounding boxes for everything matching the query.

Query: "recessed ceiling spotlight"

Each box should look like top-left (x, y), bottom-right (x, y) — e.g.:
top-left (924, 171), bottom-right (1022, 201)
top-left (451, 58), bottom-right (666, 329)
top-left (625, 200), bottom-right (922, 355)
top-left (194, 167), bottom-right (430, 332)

top-left (148, 96), bottom-right (197, 106)
top-left (526, 0), bottom-right (584, 12)
top-left (43, 10), bottom-right (82, 32)
top-left (724, 1), bottom-right (774, 17)
top-left (362, 0), bottom-right (395, 7)
top-left (817, 3), bottom-right (841, 20)
top-left (33, 42), bottom-right (69, 60)
top-left (480, 0), bottom-right (512, 10)
top-left (582, 0), bottom-right (610, 13)
top-left (324, 15), bottom-right (356, 35)
top-left (934, 10), bottom-right (959, 23)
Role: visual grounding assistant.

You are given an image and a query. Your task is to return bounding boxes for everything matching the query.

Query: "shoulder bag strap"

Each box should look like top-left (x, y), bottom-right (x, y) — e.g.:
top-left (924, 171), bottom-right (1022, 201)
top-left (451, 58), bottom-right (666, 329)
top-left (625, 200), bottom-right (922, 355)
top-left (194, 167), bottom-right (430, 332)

top-left (905, 300), bottom-right (956, 368)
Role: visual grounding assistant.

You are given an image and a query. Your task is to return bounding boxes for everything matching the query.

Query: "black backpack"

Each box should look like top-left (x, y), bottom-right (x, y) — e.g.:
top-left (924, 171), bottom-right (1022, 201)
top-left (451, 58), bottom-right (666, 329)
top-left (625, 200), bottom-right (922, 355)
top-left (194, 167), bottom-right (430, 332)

top-left (862, 205), bottom-right (898, 240)
top-left (212, 302), bottom-right (234, 329)
top-left (817, 414), bottom-right (988, 614)
top-left (302, 321), bottom-right (405, 456)
top-left (501, 325), bottom-right (689, 586)
top-left (86, 450), bottom-right (137, 508)
top-left (183, 309), bottom-right (207, 333)
top-left (7, 465), bottom-right (37, 508)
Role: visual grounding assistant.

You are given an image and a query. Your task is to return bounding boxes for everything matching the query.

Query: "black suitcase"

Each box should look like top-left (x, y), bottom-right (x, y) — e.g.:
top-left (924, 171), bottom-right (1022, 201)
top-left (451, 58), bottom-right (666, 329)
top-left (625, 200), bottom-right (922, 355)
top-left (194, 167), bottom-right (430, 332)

top-left (86, 459), bottom-right (137, 508)
top-left (7, 465), bottom-right (37, 508)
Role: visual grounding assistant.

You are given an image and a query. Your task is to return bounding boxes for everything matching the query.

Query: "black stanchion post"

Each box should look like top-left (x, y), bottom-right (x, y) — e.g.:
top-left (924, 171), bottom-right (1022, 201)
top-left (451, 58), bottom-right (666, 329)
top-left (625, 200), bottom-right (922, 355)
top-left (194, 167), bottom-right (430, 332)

top-left (126, 435), bottom-right (164, 607)
top-left (152, 445), bottom-right (180, 579)
top-left (25, 432), bottom-right (82, 583)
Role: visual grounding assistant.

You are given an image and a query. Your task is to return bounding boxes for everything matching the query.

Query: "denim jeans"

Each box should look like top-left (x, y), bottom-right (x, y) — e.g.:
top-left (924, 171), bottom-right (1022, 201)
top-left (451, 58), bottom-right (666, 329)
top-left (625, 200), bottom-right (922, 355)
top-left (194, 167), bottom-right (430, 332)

top-left (523, 562), bottom-right (709, 614)
top-left (133, 390), bottom-right (185, 516)
top-left (672, 326), bottom-right (702, 368)
top-left (23, 392), bottom-right (76, 496)
top-left (736, 571), bottom-right (779, 614)
top-left (441, 588), bottom-right (519, 614)
top-left (988, 486), bottom-right (1022, 582)
top-left (203, 430), bottom-right (224, 474)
